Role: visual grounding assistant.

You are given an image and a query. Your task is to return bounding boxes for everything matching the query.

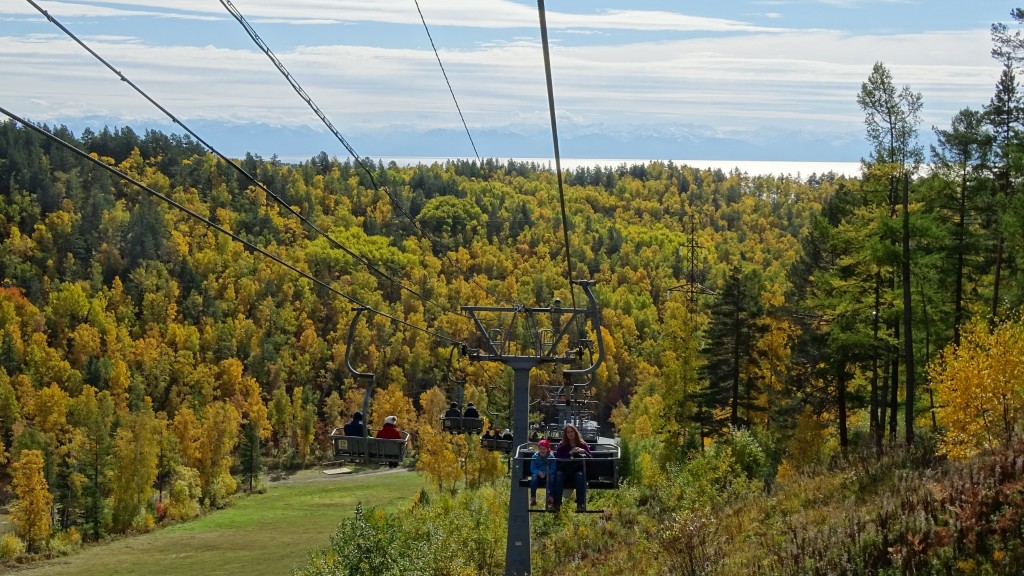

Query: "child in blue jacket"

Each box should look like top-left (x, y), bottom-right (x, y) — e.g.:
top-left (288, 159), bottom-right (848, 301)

top-left (530, 439), bottom-right (556, 507)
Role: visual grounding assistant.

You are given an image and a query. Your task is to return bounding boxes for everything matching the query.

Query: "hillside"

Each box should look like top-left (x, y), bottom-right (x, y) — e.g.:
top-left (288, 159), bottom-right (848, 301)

top-left (0, 62), bottom-right (1023, 574)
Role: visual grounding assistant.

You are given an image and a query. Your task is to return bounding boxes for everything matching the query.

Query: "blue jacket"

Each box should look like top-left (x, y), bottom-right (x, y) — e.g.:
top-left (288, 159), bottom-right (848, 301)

top-left (531, 451), bottom-right (556, 477)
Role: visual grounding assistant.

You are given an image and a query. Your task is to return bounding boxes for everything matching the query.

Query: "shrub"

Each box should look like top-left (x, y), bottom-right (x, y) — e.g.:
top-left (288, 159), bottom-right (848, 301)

top-left (166, 465), bottom-right (202, 521)
top-left (0, 533), bottom-right (25, 560)
top-left (296, 503), bottom-right (421, 576)
top-left (48, 527), bottom-right (82, 557)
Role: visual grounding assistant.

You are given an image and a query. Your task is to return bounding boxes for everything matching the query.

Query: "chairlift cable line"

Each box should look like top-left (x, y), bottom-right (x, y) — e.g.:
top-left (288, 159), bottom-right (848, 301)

top-left (0, 106), bottom-right (460, 346)
top-left (22, 0), bottom-right (465, 324)
top-left (413, 0), bottom-right (481, 162)
top-left (218, 0), bottom-right (510, 307)
top-left (536, 0), bottom-right (579, 314)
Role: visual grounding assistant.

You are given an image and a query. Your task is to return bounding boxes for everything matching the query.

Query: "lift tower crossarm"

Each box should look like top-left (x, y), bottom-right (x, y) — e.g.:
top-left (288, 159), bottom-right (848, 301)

top-left (462, 281), bottom-right (601, 362)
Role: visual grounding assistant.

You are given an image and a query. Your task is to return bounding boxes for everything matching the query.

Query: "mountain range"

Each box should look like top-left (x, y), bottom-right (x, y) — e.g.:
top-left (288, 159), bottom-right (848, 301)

top-left (39, 116), bottom-right (917, 165)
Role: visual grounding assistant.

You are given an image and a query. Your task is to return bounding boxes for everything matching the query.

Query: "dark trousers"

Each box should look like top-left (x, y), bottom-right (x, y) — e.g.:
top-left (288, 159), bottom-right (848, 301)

top-left (530, 472), bottom-right (552, 499)
top-left (552, 466), bottom-right (586, 509)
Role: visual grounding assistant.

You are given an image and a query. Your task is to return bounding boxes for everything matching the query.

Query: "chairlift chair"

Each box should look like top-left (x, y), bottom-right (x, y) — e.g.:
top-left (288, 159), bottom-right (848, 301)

top-left (329, 429), bottom-right (410, 465)
top-left (330, 307), bottom-right (411, 466)
top-left (514, 441), bottom-right (620, 491)
top-left (438, 343), bottom-right (486, 434)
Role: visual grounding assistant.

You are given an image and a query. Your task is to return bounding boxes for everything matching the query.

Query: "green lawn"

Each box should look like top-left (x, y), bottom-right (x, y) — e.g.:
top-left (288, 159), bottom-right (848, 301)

top-left (5, 469), bottom-right (427, 576)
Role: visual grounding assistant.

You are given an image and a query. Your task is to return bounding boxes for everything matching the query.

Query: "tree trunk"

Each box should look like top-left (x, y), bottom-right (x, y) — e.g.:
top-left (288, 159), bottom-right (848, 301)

top-left (871, 274), bottom-right (882, 455)
top-left (992, 235), bottom-right (1005, 328)
top-left (889, 342), bottom-right (899, 443)
top-left (879, 355), bottom-right (890, 452)
top-left (838, 359), bottom-right (848, 457)
top-left (731, 277), bottom-right (741, 428)
top-left (902, 173), bottom-right (915, 446)
top-left (953, 168), bottom-right (967, 346)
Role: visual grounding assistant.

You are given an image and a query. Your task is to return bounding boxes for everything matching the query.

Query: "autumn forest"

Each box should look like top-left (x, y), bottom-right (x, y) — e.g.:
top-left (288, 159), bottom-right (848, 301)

top-left (3, 14), bottom-right (1024, 576)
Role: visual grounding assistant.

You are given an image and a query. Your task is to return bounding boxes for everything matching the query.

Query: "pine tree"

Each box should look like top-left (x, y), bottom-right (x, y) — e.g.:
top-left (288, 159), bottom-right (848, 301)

top-left (699, 266), bottom-right (765, 434)
top-left (237, 420), bottom-right (262, 493)
top-left (930, 108), bottom-right (993, 345)
top-left (858, 61), bottom-right (924, 446)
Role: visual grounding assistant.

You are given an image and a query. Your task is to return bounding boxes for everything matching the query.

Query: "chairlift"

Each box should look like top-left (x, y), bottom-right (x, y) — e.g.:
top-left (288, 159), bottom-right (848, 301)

top-left (329, 428), bottom-right (410, 464)
top-left (439, 343), bottom-right (485, 434)
top-left (513, 440), bottom-right (621, 512)
top-left (328, 307), bottom-right (410, 466)
top-left (480, 436), bottom-right (514, 453)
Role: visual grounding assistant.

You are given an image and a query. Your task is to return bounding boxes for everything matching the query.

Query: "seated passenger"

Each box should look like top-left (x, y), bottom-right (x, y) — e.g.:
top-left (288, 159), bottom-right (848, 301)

top-left (530, 439), bottom-right (556, 507)
top-left (342, 411), bottom-right (366, 437)
top-left (375, 415), bottom-right (402, 439)
top-left (550, 424), bottom-right (591, 512)
top-left (463, 402), bottom-right (480, 418)
top-left (444, 402), bottom-right (462, 418)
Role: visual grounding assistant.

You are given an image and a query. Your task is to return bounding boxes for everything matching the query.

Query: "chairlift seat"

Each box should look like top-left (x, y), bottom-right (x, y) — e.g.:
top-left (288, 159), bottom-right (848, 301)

top-left (481, 437), bottom-right (513, 453)
top-left (329, 428), bottom-right (410, 464)
top-left (441, 416), bottom-right (484, 434)
top-left (514, 443), bottom-right (620, 490)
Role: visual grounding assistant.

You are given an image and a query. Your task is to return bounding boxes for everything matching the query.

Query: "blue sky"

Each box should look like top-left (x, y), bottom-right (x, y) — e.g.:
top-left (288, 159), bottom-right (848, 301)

top-left (0, 1), bottom-right (1017, 161)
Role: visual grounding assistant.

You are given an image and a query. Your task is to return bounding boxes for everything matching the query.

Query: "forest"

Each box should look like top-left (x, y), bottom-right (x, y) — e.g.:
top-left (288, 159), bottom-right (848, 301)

top-left (3, 12), bottom-right (1024, 576)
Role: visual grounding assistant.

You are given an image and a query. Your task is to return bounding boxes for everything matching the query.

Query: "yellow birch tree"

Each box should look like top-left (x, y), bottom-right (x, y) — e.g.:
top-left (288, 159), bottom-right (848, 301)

top-left (932, 318), bottom-right (1024, 459)
top-left (11, 449), bottom-right (52, 552)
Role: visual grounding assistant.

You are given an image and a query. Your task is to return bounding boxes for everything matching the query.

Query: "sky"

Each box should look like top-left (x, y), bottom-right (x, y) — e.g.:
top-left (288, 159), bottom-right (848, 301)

top-left (0, 0), bottom-right (1019, 162)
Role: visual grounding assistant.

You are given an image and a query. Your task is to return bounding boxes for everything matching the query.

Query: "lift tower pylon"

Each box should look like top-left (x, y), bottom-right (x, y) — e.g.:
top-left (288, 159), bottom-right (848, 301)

top-left (462, 280), bottom-right (604, 576)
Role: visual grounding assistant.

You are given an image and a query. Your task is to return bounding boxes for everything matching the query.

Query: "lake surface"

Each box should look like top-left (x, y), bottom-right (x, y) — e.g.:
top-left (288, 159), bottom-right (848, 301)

top-left (378, 157), bottom-right (862, 178)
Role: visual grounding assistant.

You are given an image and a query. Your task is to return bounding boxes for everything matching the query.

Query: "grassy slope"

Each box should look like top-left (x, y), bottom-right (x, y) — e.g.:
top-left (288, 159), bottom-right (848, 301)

top-left (5, 469), bottom-right (427, 576)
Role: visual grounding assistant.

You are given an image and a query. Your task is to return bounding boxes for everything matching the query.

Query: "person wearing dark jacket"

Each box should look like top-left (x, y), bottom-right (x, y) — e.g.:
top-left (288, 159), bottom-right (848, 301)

top-left (462, 403), bottom-right (479, 418)
top-left (375, 415), bottom-right (402, 439)
top-left (444, 402), bottom-right (462, 418)
top-left (343, 411), bottom-right (366, 437)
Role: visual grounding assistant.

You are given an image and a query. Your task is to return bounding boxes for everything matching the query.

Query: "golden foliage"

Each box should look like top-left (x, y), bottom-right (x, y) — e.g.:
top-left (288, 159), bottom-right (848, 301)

top-left (108, 358), bottom-right (130, 413)
top-left (371, 383), bottom-right (416, 433)
top-left (110, 408), bottom-right (162, 533)
top-left (932, 318), bottom-right (1024, 459)
top-left (11, 449), bottom-right (52, 551)
top-left (418, 386), bottom-right (448, 433)
top-left (198, 401), bottom-right (240, 506)
top-left (30, 383), bottom-right (69, 445)
top-left (415, 426), bottom-right (461, 493)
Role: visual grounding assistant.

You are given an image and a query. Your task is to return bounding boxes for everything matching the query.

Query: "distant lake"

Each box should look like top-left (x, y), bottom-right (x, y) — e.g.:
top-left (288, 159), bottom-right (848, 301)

top-left (375, 157), bottom-right (862, 178)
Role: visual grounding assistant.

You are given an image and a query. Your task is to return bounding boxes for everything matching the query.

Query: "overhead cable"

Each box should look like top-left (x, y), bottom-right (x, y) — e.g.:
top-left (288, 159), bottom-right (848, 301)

top-left (412, 0), bottom-right (481, 161)
top-left (23, 0), bottom-right (458, 320)
top-left (536, 0), bottom-right (579, 313)
top-left (0, 106), bottom-right (460, 346)
top-left (217, 0), bottom-right (509, 306)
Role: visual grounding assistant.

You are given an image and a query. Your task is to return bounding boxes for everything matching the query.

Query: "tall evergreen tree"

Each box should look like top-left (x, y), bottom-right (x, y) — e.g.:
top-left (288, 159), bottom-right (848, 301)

top-left (984, 61), bottom-right (1024, 323)
top-left (857, 62), bottom-right (923, 446)
top-left (930, 108), bottom-right (994, 345)
top-left (699, 266), bottom-right (765, 432)
top-left (238, 419), bottom-right (262, 494)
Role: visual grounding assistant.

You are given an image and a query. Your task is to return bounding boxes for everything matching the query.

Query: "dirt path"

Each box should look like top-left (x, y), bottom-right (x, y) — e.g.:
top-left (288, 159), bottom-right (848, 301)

top-left (265, 465), bottom-right (413, 485)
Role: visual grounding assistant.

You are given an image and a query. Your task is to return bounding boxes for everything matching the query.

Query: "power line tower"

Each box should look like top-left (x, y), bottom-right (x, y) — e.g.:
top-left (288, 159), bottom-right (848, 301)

top-left (668, 213), bottom-right (716, 304)
top-left (462, 280), bottom-right (604, 576)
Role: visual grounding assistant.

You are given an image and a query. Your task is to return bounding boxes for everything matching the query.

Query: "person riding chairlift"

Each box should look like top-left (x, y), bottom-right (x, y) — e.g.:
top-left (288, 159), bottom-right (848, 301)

top-left (343, 411), bottom-right (365, 437)
top-left (530, 439), bottom-right (556, 508)
top-left (551, 423), bottom-right (591, 512)
top-left (375, 415), bottom-right (402, 439)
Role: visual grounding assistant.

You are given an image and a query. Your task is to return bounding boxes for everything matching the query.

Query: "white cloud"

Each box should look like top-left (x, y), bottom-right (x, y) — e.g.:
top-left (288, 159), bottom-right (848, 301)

top-left (0, 3), bottom-right (1001, 143)
top-left (6, 0), bottom-right (786, 32)
top-left (11, 0), bottom-right (222, 21)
